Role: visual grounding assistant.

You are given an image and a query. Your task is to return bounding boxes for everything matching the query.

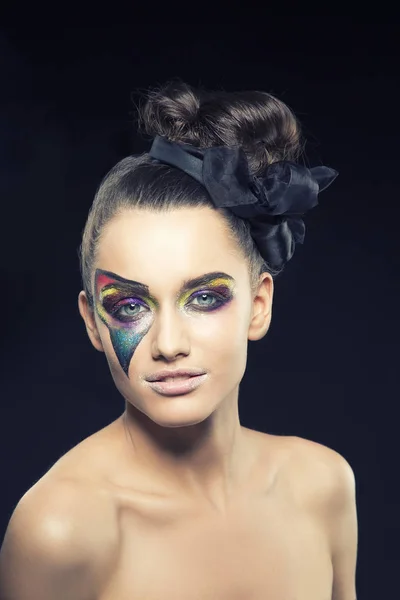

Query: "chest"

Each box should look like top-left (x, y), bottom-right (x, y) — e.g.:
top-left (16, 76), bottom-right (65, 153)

top-left (100, 494), bottom-right (333, 600)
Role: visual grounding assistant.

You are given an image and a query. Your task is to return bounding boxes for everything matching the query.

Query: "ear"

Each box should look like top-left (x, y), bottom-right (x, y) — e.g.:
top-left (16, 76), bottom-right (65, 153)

top-left (78, 290), bottom-right (104, 353)
top-left (247, 273), bottom-right (274, 342)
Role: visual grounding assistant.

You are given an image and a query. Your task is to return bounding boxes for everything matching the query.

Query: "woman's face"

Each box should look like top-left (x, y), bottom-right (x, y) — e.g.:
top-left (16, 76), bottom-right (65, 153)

top-left (81, 207), bottom-right (273, 427)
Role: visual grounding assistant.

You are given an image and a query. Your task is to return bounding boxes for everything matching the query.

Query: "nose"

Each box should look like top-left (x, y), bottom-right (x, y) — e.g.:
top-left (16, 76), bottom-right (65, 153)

top-left (151, 305), bottom-right (190, 361)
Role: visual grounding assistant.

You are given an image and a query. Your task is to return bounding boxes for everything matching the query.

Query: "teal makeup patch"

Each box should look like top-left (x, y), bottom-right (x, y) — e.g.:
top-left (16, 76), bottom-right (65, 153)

top-left (94, 269), bottom-right (157, 377)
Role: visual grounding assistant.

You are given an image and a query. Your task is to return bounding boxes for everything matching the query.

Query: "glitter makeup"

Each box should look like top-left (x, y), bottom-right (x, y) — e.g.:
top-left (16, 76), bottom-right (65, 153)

top-left (94, 269), bottom-right (236, 377)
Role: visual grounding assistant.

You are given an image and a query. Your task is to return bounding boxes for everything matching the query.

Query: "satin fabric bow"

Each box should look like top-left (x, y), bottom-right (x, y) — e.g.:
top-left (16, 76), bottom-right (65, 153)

top-left (149, 135), bottom-right (338, 270)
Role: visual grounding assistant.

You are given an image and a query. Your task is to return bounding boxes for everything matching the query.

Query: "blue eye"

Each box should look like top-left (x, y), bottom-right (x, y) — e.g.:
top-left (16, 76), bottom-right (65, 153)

top-left (189, 291), bottom-right (228, 311)
top-left (191, 292), bottom-right (219, 308)
top-left (112, 301), bottom-right (147, 322)
top-left (119, 303), bottom-right (143, 316)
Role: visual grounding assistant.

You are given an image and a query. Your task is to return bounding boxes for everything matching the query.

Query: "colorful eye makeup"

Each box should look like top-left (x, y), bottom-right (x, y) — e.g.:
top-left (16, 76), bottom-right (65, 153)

top-left (94, 268), bottom-right (236, 377)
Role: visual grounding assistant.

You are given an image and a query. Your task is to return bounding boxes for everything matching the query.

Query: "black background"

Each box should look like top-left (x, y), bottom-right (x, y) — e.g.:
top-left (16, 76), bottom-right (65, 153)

top-left (1, 19), bottom-right (399, 598)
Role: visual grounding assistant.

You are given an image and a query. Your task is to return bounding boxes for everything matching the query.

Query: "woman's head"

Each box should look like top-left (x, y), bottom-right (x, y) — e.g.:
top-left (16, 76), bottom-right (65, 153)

top-left (78, 81), bottom-right (303, 427)
top-left (80, 81), bottom-right (303, 308)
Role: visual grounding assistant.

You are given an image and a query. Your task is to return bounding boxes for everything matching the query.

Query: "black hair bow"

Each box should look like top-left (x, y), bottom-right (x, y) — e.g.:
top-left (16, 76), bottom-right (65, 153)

top-left (149, 135), bottom-right (338, 270)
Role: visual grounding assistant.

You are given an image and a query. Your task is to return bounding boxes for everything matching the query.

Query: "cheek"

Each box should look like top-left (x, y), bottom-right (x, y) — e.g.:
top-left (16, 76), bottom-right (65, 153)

top-left (195, 314), bottom-right (248, 391)
top-left (191, 302), bottom-right (249, 353)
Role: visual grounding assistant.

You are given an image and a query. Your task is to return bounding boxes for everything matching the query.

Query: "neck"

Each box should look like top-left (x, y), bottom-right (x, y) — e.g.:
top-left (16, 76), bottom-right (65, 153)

top-left (121, 391), bottom-right (254, 512)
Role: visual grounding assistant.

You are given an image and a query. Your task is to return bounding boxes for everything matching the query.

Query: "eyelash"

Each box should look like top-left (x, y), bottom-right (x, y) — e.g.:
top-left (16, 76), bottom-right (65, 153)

top-left (110, 290), bottom-right (229, 322)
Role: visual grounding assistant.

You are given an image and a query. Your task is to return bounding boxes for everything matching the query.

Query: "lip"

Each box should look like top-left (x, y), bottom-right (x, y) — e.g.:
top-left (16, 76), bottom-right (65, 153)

top-left (146, 373), bottom-right (208, 396)
top-left (145, 368), bottom-right (206, 383)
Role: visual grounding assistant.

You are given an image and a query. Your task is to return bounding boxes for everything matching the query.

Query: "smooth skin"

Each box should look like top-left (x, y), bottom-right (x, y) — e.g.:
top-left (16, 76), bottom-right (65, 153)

top-left (0, 207), bottom-right (358, 599)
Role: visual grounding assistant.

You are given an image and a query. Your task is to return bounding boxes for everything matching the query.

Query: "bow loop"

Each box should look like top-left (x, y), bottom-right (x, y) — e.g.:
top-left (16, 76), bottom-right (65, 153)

top-left (202, 146), bottom-right (257, 210)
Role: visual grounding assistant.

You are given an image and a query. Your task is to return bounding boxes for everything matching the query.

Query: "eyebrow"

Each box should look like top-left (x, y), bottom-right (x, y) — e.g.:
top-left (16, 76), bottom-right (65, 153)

top-left (96, 269), bottom-right (235, 298)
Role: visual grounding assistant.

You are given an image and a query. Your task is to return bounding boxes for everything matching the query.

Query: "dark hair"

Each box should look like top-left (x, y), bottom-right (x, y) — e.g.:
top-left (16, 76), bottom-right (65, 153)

top-left (79, 80), bottom-right (304, 308)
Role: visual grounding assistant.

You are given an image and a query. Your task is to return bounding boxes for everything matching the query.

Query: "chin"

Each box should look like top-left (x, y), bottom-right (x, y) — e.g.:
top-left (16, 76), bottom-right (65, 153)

top-left (128, 393), bottom-right (217, 430)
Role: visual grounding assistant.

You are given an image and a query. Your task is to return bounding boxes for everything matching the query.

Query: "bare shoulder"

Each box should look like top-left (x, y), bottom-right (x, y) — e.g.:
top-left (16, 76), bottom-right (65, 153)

top-left (0, 476), bottom-right (119, 599)
top-left (285, 435), bottom-right (356, 514)
top-left (288, 434), bottom-right (355, 472)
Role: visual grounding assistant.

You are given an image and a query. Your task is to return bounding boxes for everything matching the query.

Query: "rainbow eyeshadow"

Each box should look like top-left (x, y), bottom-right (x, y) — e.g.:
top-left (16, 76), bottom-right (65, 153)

top-left (94, 268), bottom-right (236, 378)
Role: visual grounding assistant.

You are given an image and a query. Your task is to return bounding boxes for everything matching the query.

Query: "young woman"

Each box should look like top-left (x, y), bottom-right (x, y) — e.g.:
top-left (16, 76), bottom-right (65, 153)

top-left (0, 81), bottom-right (357, 600)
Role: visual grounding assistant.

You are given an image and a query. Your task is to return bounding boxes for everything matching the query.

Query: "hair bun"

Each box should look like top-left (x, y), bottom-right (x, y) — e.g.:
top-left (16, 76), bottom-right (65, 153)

top-left (139, 80), bottom-right (303, 176)
top-left (139, 80), bottom-right (203, 141)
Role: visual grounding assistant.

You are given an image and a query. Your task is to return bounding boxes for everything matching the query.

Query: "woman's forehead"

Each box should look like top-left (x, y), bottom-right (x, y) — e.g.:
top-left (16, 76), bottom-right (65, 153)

top-left (102, 206), bottom-right (228, 239)
top-left (97, 207), bottom-right (240, 265)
